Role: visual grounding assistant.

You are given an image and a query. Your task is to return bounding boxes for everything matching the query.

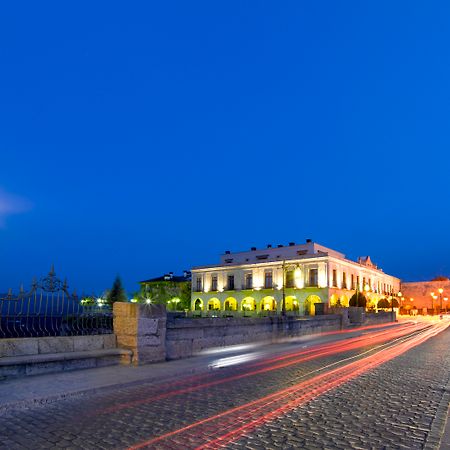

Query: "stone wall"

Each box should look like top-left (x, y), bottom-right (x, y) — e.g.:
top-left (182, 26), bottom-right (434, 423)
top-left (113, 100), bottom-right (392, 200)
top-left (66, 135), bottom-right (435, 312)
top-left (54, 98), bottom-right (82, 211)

top-left (112, 303), bottom-right (395, 364)
top-left (165, 315), bottom-right (343, 360)
top-left (0, 334), bottom-right (116, 358)
top-left (365, 311), bottom-right (395, 325)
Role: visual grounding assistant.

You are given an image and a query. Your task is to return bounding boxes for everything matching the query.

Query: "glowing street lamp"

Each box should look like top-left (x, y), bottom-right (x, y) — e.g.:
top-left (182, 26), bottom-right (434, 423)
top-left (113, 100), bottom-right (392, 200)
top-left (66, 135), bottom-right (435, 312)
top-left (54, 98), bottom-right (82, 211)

top-left (438, 288), bottom-right (445, 313)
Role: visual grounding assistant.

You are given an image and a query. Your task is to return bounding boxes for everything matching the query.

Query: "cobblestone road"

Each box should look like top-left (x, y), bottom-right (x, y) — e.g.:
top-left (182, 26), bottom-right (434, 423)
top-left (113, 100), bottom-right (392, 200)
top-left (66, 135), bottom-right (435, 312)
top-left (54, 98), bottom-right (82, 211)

top-left (1, 321), bottom-right (449, 450)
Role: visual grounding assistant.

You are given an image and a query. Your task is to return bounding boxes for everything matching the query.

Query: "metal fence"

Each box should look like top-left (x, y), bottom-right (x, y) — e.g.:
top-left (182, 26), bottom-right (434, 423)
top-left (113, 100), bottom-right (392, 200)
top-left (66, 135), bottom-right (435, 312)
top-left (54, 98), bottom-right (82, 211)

top-left (0, 268), bottom-right (113, 338)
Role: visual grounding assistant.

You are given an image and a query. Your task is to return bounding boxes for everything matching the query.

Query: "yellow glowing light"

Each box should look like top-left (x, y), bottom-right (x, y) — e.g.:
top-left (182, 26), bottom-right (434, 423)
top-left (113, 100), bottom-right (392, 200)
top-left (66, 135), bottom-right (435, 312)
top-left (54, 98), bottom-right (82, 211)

top-left (439, 288), bottom-right (444, 294)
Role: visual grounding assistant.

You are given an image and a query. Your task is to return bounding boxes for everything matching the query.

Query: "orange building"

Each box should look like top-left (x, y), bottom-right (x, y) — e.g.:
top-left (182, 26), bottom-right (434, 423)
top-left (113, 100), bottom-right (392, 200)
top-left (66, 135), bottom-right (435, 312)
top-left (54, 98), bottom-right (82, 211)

top-left (400, 277), bottom-right (450, 315)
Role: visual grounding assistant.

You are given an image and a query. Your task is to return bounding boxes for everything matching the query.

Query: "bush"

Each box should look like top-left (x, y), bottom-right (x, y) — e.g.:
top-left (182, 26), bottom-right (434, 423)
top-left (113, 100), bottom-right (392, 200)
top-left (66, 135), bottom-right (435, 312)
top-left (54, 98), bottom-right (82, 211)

top-left (349, 292), bottom-right (367, 307)
top-left (377, 298), bottom-right (390, 309)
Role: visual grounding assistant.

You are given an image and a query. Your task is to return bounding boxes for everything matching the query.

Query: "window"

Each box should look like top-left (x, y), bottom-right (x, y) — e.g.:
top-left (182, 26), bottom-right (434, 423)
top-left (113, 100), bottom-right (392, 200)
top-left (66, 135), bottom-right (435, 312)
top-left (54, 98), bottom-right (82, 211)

top-left (351, 274), bottom-right (355, 289)
top-left (227, 275), bottom-right (235, 290)
top-left (332, 270), bottom-right (337, 287)
top-left (196, 277), bottom-right (202, 292)
top-left (245, 273), bottom-right (253, 289)
top-left (264, 271), bottom-right (273, 289)
top-left (357, 276), bottom-right (360, 289)
top-left (211, 275), bottom-right (217, 291)
top-left (342, 272), bottom-right (347, 289)
top-left (286, 270), bottom-right (295, 288)
top-left (309, 269), bottom-right (318, 287)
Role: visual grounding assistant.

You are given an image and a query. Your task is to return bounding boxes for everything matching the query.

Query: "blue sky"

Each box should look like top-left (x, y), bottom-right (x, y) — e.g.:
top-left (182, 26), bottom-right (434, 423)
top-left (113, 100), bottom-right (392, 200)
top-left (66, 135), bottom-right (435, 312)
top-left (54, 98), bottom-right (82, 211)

top-left (1, 1), bottom-right (449, 294)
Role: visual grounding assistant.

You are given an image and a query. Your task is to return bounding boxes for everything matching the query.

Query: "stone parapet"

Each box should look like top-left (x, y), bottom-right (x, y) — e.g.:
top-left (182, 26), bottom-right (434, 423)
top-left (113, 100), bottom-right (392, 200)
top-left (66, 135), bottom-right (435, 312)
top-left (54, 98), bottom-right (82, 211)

top-left (113, 303), bottom-right (167, 365)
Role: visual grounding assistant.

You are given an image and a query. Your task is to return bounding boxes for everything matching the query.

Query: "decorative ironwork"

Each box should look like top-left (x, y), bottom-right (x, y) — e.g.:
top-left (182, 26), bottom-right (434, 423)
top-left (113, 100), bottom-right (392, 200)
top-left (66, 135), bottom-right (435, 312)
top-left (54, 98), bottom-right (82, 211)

top-left (0, 267), bottom-right (113, 338)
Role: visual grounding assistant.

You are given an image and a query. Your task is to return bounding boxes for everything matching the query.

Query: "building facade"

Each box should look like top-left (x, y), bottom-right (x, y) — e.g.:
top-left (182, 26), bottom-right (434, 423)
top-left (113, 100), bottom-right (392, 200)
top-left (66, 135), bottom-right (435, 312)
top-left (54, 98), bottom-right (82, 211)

top-left (191, 240), bottom-right (400, 315)
top-left (139, 271), bottom-right (191, 310)
top-left (400, 277), bottom-right (450, 314)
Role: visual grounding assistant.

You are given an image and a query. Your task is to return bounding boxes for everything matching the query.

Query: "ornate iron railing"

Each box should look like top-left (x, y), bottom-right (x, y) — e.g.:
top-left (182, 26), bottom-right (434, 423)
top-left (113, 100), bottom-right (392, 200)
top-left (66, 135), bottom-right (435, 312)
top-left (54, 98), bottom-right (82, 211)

top-left (0, 267), bottom-right (113, 338)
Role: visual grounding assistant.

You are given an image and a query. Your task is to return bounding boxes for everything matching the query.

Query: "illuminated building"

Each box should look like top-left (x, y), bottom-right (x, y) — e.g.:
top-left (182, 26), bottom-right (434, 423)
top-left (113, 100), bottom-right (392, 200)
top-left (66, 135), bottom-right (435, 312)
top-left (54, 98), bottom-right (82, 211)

top-left (400, 277), bottom-right (450, 314)
top-left (191, 240), bottom-right (400, 315)
top-left (139, 271), bottom-right (191, 310)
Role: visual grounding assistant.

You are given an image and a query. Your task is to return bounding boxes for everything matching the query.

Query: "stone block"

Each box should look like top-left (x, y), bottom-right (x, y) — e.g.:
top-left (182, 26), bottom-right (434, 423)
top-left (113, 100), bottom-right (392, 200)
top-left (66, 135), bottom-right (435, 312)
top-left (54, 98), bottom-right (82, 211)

top-left (73, 335), bottom-right (105, 352)
top-left (166, 327), bottom-right (204, 340)
top-left (113, 317), bottom-right (138, 336)
top-left (116, 334), bottom-right (137, 349)
top-left (113, 302), bottom-right (167, 320)
top-left (25, 361), bottom-right (65, 376)
top-left (166, 340), bottom-right (193, 360)
top-left (102, 334), bottom-right (117, 349)
top-left (0, 338), bottom-right (39, 357)
top-left (38, 337), bottom-right (74, 354)
top-left (0, 364), bottom-right (26, 379)
top-left (133, 347), bottom-right (165, 365)
top-left (63, 358), bottom-right (97, 371)
top-left (137, 318), bottom-right (160, 335)
top-left (94, 355), bottom-right (125, 368)
top-left (113, 302), bottom-right (139, 319)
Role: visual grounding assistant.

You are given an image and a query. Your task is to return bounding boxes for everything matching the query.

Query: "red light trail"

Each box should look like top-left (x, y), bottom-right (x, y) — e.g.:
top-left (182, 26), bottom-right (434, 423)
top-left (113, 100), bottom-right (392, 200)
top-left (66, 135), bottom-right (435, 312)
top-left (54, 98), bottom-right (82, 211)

top-left (94, 321), bottom-right (427, 416)
top-left (127, 321), bottom-right (448, 450)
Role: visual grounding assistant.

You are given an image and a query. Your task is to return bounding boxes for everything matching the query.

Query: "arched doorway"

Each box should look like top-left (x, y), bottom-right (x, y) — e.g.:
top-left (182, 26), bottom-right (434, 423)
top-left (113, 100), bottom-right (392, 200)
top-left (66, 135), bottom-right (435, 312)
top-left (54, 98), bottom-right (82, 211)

top-left (194, 298), bottom-right (203, 310)
top-left (340, 295), bottom-right (349, 307)
top-left (224, 297), bottom-right (237, 311)
top-left (330, 294), bottom-right (339, 307)
top-left (261, 296), bottom-right (277, 311)
top-left (285, 295), bottom-right (298, 312)
top-left (305, 295), bottom-right (322, 316)
top-left (207, 298), bottom-right (221, 311)
top-left (241, 297), bottom-right (256, 311)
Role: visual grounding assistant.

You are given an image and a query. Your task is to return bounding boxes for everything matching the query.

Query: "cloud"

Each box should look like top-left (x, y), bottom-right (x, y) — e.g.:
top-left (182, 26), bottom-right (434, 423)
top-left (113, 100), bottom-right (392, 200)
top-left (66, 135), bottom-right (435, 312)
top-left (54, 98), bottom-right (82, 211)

top-left (0, 189), bottom-right (32, 226)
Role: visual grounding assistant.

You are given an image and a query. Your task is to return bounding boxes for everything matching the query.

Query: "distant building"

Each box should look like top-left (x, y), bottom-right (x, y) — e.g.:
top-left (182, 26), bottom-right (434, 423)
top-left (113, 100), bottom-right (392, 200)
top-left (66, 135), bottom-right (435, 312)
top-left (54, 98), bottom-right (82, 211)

top-left (191, 240), bottom-right (400, 315)
top-left (400, 277), bottom-right (450, 314)
top-left (139, 271), bottom-right (191, 310)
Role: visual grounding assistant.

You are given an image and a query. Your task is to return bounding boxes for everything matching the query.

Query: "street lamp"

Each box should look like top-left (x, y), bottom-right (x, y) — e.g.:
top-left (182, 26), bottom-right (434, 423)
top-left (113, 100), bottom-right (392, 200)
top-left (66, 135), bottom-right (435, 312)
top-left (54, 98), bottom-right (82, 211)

top-left (430, 292), bottom-right (436, 315)
top-left (438, 288), bottom-right (444, 313)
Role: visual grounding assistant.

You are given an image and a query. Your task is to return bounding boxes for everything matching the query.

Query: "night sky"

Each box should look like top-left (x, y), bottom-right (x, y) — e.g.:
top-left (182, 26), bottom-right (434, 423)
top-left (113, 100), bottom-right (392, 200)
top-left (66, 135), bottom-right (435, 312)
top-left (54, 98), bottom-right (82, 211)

top-left (1, 2), bottom-right (449, 295)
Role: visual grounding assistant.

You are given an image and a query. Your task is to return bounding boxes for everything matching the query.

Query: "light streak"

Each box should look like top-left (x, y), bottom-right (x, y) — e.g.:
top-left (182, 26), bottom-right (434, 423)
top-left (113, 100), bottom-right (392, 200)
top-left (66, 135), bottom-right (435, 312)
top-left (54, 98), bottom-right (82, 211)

top-left (96, 322), bottom-right (428, 416)
top-left (127, 322), bottom-right (447, 450)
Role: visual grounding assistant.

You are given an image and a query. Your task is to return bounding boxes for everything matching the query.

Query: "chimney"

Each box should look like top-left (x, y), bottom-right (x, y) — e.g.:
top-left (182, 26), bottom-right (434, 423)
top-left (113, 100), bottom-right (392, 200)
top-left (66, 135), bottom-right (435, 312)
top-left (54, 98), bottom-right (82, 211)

top-left (277, 244), bottom-right (283, 248)
top-left (289, 242), bottom-right (295, 246)
top-left (267, 244), bottom-right (272, 248)
top-left (251, 247), bottom-right (256, 251)
top-left (225, 250), bottom-right (231, 254)
top-left (306, 239), bottom-right (312, 243)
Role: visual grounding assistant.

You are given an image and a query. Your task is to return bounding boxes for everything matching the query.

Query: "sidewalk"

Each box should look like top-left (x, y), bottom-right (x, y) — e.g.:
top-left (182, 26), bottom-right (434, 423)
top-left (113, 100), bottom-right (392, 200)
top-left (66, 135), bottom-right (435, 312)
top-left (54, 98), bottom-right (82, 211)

top-left (0, 353), bottom-right (216, 414)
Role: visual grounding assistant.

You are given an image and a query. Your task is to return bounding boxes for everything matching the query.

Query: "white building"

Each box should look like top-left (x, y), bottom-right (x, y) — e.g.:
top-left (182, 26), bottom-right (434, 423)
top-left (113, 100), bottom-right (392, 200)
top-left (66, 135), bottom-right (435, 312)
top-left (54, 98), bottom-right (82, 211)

top-left (190, 239), bottom-right (400, 315)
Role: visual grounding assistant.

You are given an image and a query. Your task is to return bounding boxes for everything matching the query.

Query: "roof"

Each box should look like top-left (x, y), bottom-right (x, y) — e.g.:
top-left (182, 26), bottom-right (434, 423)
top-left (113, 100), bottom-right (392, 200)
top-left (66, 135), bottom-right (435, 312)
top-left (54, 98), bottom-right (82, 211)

top-left (140, 274), bottom-right (191, 284)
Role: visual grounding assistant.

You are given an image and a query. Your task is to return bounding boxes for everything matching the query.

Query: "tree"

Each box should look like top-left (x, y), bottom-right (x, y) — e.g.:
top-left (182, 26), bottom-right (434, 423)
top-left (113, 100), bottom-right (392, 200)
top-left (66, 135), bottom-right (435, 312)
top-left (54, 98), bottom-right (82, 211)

top-left (349, 292), bottom-right (367, 307)
top-left (106, 275), bottom-right (128, 305)
top-left (377, 298), bottom-right (390, 309)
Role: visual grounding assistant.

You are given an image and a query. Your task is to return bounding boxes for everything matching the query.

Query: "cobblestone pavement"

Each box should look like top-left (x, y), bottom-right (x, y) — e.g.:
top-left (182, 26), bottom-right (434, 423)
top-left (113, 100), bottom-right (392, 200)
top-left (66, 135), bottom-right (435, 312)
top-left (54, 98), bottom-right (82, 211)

top-left (1, 322), bottom-right (449, 450)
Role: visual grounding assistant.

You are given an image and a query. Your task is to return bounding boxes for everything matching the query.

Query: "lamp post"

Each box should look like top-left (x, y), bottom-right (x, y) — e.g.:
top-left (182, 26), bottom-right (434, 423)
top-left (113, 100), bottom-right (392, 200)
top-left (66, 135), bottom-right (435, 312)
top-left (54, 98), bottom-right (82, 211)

top-left (438, 288), bottom-right (444, 313)
top-left (430, 292), bottom-right (436, 315)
